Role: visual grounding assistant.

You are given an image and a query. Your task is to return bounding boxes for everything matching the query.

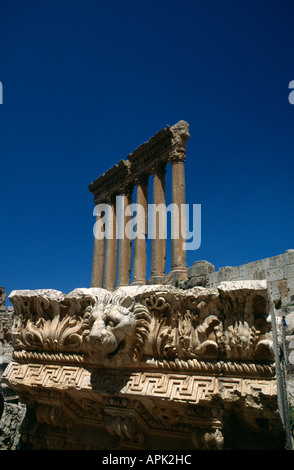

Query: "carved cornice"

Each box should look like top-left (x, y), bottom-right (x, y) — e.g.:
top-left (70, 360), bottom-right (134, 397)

top-left (89, 159), bottom-right (131, 204)
top-left (8, 282), bottom-right (274, 369)
top-left (170, 120), bottom-right (190, 143)
top-left (3, 362), bottom-right (277, 403)
top-left (3, 282), bottom-right (284, 450)
top-left (89, 121), bottom-right (190, 202)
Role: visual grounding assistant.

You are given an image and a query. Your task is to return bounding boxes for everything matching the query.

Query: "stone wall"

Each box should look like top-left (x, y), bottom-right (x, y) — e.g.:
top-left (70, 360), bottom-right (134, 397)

top-left (0, 287), bottom-right (6, 313)
top-left (185, 250), bottom-right (294, 308)
top-left (0, 291), bottom-right (14, 381)
top-left (0, 288), bottom-right (24, 450)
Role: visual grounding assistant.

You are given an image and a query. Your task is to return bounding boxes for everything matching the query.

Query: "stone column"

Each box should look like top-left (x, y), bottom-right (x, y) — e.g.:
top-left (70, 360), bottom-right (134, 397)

top-left (91, 203), bottom-right (106, 287)
top-left (117, 185), bottom-right (133, 287)
top-left (170, 152), bottom-right (187, 282)
top-left (150, 162), bottom-right (167, 284)
top-left (132, 175), bottom-right (149, 285)
top-left (103, 194), bottom-right (118, 291)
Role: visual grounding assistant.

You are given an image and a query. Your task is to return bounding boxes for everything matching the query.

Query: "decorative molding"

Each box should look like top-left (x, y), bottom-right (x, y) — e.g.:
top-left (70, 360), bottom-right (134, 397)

top-left (3, 362), bottom-right (277, 403)
top-left (89, 121), bottom-right (189, 203)
top-left (8, 283), bottom-right (274, 369)
top-left (3, 281), bottom-right (285, 449)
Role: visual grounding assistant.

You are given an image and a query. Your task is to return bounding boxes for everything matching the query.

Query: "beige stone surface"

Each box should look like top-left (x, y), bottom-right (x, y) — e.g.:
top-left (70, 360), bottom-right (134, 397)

top-left (2, 281), bottom-right (286, 449)
top-left (205, 249), bottom-right (294, 306)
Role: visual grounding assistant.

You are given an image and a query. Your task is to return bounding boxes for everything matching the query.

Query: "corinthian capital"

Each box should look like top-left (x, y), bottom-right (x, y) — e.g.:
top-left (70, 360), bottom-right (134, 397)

top-left (134, 173), bottom-right (149, 186)
top-left (150, 160), bottom-right (167, 176)
top-left (120, 182), bottom-right (134, 199)
top-left (169, 150), bottom-right (186, 164)
top-left (105, 192), bottom-right (117, 205)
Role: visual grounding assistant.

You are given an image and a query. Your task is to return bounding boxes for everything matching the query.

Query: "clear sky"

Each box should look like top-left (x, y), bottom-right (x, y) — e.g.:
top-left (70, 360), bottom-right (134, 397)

top-left (0, 0), bottom-right (293, 304)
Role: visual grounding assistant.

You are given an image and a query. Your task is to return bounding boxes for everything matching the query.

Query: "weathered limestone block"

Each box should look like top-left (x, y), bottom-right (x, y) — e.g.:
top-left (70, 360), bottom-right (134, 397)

top-left (187, 260), bottom-right (215, 277)
top-left (205, 249), bottom-right (294, 307)
top-left (286, 249), bottom-right (294, 266)
top-left (183, 261), bottom-right (215, 287)
top-left (0, 287), bottom-right (6, 313)
top-left (2, 281), bottom-right (286, 449)
top-left (0, 401), bottom-right (26, 450)
top-left (284, 311), bottom-right (294, 335)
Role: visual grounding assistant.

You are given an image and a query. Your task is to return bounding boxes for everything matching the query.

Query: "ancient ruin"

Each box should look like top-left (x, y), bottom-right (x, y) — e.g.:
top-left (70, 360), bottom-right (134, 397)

top-left (0, 288), bottom-right (25, 449)
top-left (89, 120), bottom-right (190, 289)
top-left (1, 121), bottom-right (291, 449)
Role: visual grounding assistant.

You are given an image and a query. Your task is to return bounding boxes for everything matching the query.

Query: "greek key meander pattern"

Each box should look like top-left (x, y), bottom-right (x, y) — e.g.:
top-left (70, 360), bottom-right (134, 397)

top-left (4, 361), bottom-right (277, 403)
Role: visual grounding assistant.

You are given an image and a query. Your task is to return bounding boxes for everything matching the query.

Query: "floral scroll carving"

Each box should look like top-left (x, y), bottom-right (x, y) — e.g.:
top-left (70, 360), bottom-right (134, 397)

top-left (9, 281), bottom-right (274, 367)
top-left (10, 289), bottom-right (93, 353)
top-left (140, 291), bottom-right (222, 360)
top-left (3, 281), bottom-right (284, 450)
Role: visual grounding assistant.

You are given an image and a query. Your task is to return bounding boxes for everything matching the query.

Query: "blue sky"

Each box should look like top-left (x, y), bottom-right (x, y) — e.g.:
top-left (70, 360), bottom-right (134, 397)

top-left (0, 0), bottom-right (293, 304)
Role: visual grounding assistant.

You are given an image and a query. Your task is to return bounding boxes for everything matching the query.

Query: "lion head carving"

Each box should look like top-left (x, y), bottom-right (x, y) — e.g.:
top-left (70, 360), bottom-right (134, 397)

top-left (87, 294), bottom-right (151, 364)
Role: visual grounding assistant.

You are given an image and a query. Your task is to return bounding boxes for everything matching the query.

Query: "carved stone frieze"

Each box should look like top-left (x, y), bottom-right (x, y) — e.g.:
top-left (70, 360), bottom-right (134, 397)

top-left (3, 361), bottom-right (277, 404)
top-left (8, 281), bottom-right (274, 368)
top-left (88, 120), bottom-right (189, 204)
top-left (10, 288), bottom-right (93, 354)
top-left (2, 281), bottom-right (286, 449)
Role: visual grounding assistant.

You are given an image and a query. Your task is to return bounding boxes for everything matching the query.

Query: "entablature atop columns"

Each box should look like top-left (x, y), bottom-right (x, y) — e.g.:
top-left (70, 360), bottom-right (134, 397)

top-left (89, 120), bottom-right (190, 204)
top-left (89, 159), bottom-right (131, 205)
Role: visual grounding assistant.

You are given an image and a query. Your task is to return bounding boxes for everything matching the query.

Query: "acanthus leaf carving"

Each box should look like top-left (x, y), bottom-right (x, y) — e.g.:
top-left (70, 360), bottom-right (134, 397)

top-left (10, 289), bottom-right (98, 354)
top-left (8, 282), bottom-right (274, 367)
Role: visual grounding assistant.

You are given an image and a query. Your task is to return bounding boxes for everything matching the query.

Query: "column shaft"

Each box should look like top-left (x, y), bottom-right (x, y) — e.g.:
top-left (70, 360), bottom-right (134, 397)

top-left (171, 156), bottom-right (187, 281)
top-left (103, 197), bottom-right (118, 291)
top-left (150, 165), bottom-right (166, 284)
top-left (91, 209), bottom-right (106, 288)
top-left (132, 176), bottom-right (148, 285)
top-left (117, 190), bottom-right (133, 287)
